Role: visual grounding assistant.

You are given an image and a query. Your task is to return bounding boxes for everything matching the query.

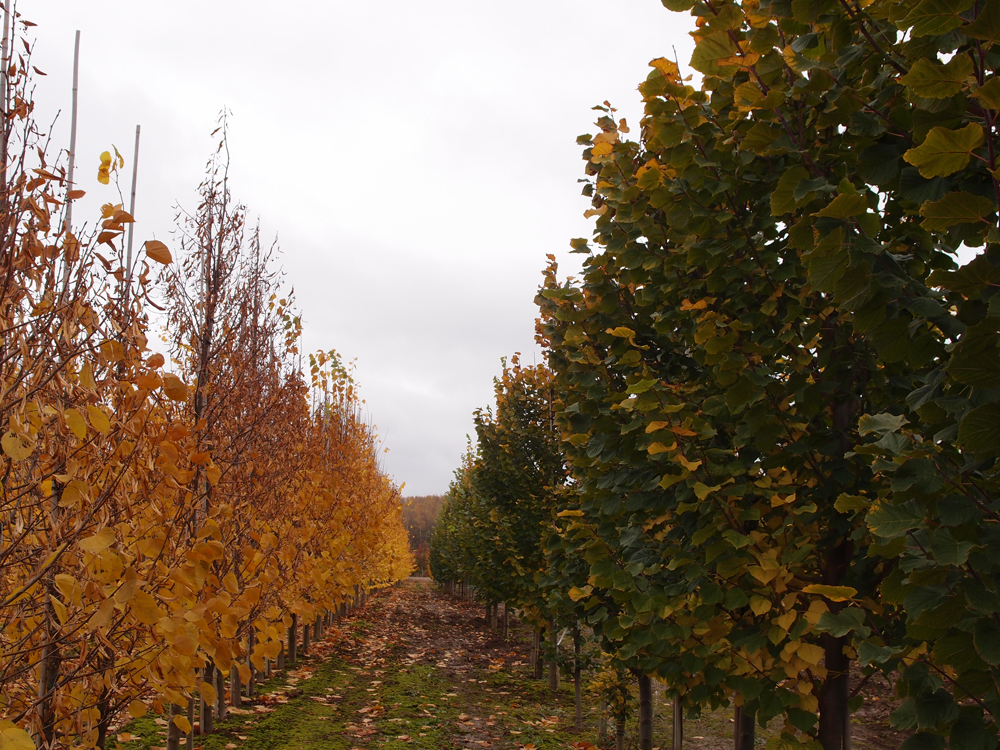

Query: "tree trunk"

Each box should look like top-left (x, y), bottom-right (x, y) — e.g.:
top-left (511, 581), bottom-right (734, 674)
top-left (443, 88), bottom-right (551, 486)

top-left (734, 702), bottom-right (755, 750)
top-left (818, 538), bottom-right (852, 750)
top-left (503, 603), bottom-right (509, 639)
top-left (616, 718), bottom-right (626, 750)
top-left (289, 614), bottom-right (298, 666)
top-left (215, 664), bottom-right (226, 721)
top-left (231, 664), bottom-right (242, 708)
top-left (638, 673), bottom-right (653, 750)
top-left (532, 629), bottom-right (543, 679)
top-left (819, 636), bottom-right (849, 750)
top-left (200, 665), bottom-right (214, 735)
top-left (548, 616), bottom-right (559, 690)
top-left (673, 695), bottom-right (683, 750)
top-left (166, 704), bottom-right (181, 750)
top-left (186, 697), bottom-right (195, 750)
top-left (302, 616), bottom-right (310, 656)
top-left (573, 627), bottom-right (583, 731)
top-left (599, 702), bottom-right (608, 746)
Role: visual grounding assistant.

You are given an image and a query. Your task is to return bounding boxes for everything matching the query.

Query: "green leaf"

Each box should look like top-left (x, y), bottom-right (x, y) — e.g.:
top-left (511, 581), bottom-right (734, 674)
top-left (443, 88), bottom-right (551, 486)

top-left (627, 378), bottom-right (658, 395)
top-left (903, 0), bottom-right (975, 36)
top-left (947, 329), bottom-right (1000, 387)
top-left (689, 32), bottom-right (738, 76)
top-left (919, 191), bottom-right (996, 230)
top-left (770, 166), bottom-right (810, 215)
top-left (964, 0), bottom-right (1000, 45)
top-left (858, 412), bottom-right (908, 436)
top-left (973, 77), bottom-right (1000, 111)
top-left (815, 607), bottom-right (870, 637)
top-left (927, 254), bottom-right (1000, 297)
top-left (928, 528), bottom-right (975, 565)
top-left (813, 193), bottom-right (870, 219)
top-left (949, 715), bottom-right (995, 750)
top-left (973, 617), bottom-right (1000, 665)
top-left (932, 632), bottom-right (987, 672)
top-left (899, 55), bottom-right (974, 99)
top-left (957, 403), bottom-right (1000, 455)
top-left (903, 123), bottom-right (985, 178)
top-left (868, 500), bottom-right (925, 537)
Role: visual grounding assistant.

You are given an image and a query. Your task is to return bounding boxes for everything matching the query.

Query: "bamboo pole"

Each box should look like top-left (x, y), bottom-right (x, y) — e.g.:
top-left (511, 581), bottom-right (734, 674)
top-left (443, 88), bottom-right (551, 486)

top-left (1, 1), bottom-right (10, 180)
top-left (126, 124), bottom-right (140, 279)
top-left (64, 30), bottom-right (80, 235)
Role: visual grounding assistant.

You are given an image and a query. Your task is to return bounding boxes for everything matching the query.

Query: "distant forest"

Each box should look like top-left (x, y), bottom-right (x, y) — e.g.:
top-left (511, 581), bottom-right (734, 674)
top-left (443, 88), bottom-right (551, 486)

top-left (401, 495), bottom-right (444, 576)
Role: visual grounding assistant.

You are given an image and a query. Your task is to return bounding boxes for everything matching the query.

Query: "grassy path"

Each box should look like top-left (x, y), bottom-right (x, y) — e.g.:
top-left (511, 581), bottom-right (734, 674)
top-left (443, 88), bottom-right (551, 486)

top-left (117, 580), bottom-right (904, 750)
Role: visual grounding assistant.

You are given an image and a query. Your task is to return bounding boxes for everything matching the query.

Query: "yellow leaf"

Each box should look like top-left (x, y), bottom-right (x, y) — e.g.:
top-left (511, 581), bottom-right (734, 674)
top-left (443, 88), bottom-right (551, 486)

top-left (1, 430), bottom-right (34, 461)
top-left (161, 373), bottom-right (188, 401)
top-left (679, 298), bottom-right (709, 311)
top-left (100, 340), bottom-right (125, 363)
top-left (128, 700), bottom-right (147, 719)
top-left (649, 57), bottom-right (680, 82)
top-left (130, 590), bottom-right (163, 625)
top-left (222, 572), bottom-right (239, 594)
top-left (0, 722), bottom-right (36, 750)
top-left (206, 464), bottom-right (221, 487)
top-left (646, 421), bottom-right (671, 433)
top-left (88, 598), bottom-right (115, 630)
top-left (676, 455), bottom-right (702, 472)
top-left (64, 408), bottom-right (87, 439)
top-left (79, 360), bottom-right (97, 389)
top-left (200, 681), bottom-right (217, 707)
top-left (54, 574), bottom-right (77, 600)
top-left (693, 482), bottom-right (721, 500)
top-left (87, 406), bottom-right (111, 434)
top-left (137, 530), bottom-right (167, 559)
top-left (750, 595), bottom-right (772, 615)
top-left (49, 595), bottom-right (68, 626)
top-left (647, 442), bottom-right (673, 455)
top-left (568, 585), bottom-right (593, 602)
top-left (796, 643), bottom-right (825, 666)
top-left (144, 239), bottom-right (173, 265)
top-left (79, 527), bottom-right (116, 553)
top-left (172, 715), bottom-right (192, 735)
top-left (114, 567), bottom-right (138, 604)
top-left (801, 584), bottom-right (857, 602)
top-left (591, 142), bottom-right (614, 158)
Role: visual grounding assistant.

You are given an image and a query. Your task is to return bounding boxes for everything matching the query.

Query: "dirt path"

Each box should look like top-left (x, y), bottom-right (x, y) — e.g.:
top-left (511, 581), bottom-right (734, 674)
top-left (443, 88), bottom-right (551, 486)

top-left (118, 579), bottom-right (903, 750)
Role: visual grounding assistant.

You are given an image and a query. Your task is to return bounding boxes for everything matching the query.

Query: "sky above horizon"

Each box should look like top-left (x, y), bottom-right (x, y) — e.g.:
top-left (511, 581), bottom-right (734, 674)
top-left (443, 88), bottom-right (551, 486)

top-left (25, 1), bottom-right (695, 496)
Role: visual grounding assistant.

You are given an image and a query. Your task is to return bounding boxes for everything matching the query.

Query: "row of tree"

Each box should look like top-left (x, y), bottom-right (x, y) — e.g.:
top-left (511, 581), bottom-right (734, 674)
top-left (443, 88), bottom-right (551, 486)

top-left (0, 13), bottom-right (411, 750)
top-left (433, 0), bottom-right (1000, 748)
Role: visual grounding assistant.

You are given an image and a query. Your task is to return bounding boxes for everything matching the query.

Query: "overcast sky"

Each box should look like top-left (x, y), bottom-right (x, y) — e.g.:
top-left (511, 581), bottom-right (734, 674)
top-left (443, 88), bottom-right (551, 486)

top-left (25, 1), bottom-right (695, 496)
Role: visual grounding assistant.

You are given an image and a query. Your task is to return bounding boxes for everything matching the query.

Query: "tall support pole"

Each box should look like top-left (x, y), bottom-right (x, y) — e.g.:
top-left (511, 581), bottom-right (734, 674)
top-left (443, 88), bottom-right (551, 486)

top-left (673, 695), bottom-right (683, 750)
top-left (126, 124), bottom-right (140, 279)
top-left (65, 30), bottom-right (80, 235)
top-left (1, 1), bottom-right (10, 182)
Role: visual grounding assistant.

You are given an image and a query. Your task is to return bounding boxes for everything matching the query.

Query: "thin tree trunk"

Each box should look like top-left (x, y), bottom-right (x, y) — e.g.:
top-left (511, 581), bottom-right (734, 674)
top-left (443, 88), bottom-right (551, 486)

top-left (638, 673), bottom-right (653, 750)
top-left (231, 665), bottom-right (242, 708)
top-left (166, 704), bottom-right (181, 750)
top-left (734, 703), bottom-right (755, 750)
top-left (302, 616), bottom-right (310, 656)
top-left (532, 629), bottom-right (543, 679)
top-left (200, 665), bottom-right (214, 735)
top-left (289, 614), bottom-right (298, 666)
top-left (548, 616), bottom-right (559, 690)
top-left (503, 603), bottom-right (509, 639)
top-left (215, 665), bottom-right (226, 721)
top-left (573, 627), bottom-right (582, 731)
top-left (599, 702), bottom-right (608, 746)
top-left (616, 718), bottom-right (626, 750)
top-left (673, 696), bottom-right (683, 750)
top-left (186, 698), bottom-right (194, 750)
